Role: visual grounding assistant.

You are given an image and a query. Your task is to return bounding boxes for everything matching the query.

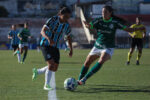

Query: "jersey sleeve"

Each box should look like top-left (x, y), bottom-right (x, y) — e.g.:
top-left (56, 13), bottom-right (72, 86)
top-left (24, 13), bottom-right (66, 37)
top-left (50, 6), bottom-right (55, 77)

top-left (116, 20), bottom-right (127, 30)
top-left (65, 25), bottom-right (71, 36)
top-left (89, 18), bottom-right (99, 29)
top-left (45, 18), bottom-right (52, 28)
top-left (8, 31), bottom-right (12, 36)
top-left (45, 16), bottom-right (57, 29)
top-left (128, 25), bottom-right (134, 37)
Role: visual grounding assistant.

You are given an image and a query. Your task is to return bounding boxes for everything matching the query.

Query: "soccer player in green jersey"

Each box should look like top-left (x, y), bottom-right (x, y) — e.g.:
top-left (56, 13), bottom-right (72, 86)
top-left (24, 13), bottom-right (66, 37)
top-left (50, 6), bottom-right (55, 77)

top-left (78, 5), bottom-right (145, 85)
top-left (18, 23), bottom-right (31, 64)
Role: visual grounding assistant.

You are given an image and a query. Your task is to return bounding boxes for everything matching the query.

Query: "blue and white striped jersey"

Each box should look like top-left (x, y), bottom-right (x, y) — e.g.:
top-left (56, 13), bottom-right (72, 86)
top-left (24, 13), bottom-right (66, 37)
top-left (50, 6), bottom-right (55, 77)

top-left (40, 16), bottom-right (71, 48)
top-left (8, 30), bottom-right (20, 45)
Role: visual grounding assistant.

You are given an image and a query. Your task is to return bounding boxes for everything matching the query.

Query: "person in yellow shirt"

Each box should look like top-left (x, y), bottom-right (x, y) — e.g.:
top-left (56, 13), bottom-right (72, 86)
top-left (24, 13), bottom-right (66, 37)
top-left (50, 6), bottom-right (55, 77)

top-left (126, 17), bottom-right (146, 65)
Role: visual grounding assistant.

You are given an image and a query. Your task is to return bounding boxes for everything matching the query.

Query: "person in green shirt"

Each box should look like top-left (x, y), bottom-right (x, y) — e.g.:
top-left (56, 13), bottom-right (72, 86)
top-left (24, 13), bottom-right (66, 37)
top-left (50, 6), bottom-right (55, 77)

top-left (78, 5), bottom-right (145, 85)
top-left (18, 23), bottom-right (31, 64)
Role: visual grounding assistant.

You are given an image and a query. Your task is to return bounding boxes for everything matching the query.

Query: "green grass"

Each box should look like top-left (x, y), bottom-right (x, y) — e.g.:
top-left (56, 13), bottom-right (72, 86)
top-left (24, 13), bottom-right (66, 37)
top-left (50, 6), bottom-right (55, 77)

top-left (0, 49), bottom-right (150, 100)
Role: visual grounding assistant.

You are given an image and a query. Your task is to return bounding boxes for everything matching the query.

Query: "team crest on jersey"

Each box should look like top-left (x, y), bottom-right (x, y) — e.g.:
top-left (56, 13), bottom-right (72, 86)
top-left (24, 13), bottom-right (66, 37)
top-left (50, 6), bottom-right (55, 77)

top-left (47, 54), bottom-right (51, 59)
top-left (109, 24), bottom-right (114, 29)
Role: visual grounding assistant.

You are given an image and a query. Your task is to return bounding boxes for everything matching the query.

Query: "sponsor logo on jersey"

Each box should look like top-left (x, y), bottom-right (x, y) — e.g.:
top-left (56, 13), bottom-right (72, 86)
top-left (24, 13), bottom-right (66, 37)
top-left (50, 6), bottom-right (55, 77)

top-left (47, 54), bottom-right (51, 59)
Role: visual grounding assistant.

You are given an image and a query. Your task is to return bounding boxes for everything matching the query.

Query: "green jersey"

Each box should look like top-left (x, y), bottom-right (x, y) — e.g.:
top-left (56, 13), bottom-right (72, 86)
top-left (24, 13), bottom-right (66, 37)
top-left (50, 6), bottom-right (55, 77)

top-left (18, 28), bottom-right (31, 44)
top-left (90, 17), bottom-right (126, 49)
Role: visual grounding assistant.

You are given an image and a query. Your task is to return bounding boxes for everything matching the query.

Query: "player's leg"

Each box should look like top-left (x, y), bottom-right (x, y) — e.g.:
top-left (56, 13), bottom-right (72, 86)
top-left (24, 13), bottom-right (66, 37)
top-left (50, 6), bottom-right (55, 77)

top-left (127, 38), bottom-right (136, 65)
top-left (78, 47), bottom-right (100, 80)
top-left (12, 45), bottom-right (18, 56)
top-left (44, 47), bottom-right (60, 90)
top-left (78, 55), bottom-right (99, 80)
top-left (78, 48), bottom-right (113, 85)
top-left (19, 44), bottom-right (24, 54)
top-left (136, 39), bottom-right (143, 65)
top-left (32, 46), bottom-right (49, 81)
top-left (44, 59), bottom-right (56, 90)
top-left (79, 51), bottom-right (111, 85)
top-left (16, 45), bottom-right (21, 63)
top-left (22, 46), bottom-right (28, 63)
top-left (18, 44), bottom-right (24, 63)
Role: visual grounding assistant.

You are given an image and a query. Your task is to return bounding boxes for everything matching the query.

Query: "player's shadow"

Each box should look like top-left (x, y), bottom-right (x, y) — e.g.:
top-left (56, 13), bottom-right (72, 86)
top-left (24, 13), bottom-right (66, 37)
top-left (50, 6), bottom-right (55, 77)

top-left (75, 84), bottom-right (150, 93)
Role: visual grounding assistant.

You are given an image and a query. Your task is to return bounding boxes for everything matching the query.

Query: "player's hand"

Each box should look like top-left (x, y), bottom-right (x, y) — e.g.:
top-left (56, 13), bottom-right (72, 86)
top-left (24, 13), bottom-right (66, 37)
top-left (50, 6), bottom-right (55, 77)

top-left (20, 38), bottom-right (23, 40)
top-left (83, 21), bottom-right (91, 28)
top-left (132, 35), bottom-right (135, 38)
top-left (69, 49), bottom-right (73, 57)
top-left (143, 34), bottom-right (146, 38)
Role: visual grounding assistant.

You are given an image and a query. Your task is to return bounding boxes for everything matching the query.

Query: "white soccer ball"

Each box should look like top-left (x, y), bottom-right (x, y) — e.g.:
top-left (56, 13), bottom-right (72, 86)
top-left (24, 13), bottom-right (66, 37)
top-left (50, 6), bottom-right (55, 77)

top-left (64, 77), bottom-right (78, 91)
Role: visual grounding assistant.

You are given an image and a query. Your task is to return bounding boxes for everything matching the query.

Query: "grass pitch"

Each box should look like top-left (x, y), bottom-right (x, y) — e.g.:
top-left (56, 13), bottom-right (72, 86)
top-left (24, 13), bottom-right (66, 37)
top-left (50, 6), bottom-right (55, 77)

top-left (0, 49), bottom-right (150, 100)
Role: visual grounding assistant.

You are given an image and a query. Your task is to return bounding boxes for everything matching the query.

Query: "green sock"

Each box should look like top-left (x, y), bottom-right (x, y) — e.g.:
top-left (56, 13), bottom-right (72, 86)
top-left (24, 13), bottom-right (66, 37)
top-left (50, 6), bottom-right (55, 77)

top-left (84, 62), bottom-right (102, 80)
top-left (78, 66), bottom-right (89, 80)
top-left (22, 52), bottom-right (27, 62)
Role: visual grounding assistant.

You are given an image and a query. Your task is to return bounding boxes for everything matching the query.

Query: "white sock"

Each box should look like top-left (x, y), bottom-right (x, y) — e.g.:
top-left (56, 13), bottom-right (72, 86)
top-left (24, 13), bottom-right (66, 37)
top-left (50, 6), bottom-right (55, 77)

top-left (37, 66), bottom-right (48, 74)
top-left (45, 69), bottom-right (52, 85)
top-left (17, 52), bottom-right (21, 62)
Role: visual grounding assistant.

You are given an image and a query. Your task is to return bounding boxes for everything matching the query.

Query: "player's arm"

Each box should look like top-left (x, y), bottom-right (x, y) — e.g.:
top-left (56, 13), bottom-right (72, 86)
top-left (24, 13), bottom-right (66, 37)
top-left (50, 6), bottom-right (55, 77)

top-left (83, 21), bottom-right (91, 28)
top-left (128, 25), bottom-right (135, 38)
top-left (116, 20), bottom-right (145, 33)
top-left (84, 18), bottom-right (99, 29)
top-left (143, 26), bottom-right (146, 38)
top-left (8, 35), bottom-right (12, 39)
top-left (124, 26), bottom-right (145, 32)
top-left (40, 25), bottom-right (54, 46)
top-left (17, 31), bottom-right (23, 40)
top-left (66, 35), bottom-right (73, 57)
top-left (8, 31), bottom-right (13, 39)
top-left (8, 33), bottom-right (12, 39)
top-left (28, 31), bottom-right (32, 39)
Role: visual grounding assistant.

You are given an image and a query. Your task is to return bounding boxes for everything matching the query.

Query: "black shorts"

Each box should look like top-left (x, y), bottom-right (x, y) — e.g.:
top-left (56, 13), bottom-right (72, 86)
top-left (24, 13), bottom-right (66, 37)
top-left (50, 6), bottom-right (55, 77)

top-left (41, 46), bottom-right (60, 64)
top-left (131, 38), bottom-right (143, 49)
top-left (12, 44), bottom-right (19, 51)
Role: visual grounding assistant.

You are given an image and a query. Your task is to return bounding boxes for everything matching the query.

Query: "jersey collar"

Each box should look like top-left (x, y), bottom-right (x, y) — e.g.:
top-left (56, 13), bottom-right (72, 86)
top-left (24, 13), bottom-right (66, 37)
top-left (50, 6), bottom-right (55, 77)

top-left (103, 17), bottom-right (112, 23)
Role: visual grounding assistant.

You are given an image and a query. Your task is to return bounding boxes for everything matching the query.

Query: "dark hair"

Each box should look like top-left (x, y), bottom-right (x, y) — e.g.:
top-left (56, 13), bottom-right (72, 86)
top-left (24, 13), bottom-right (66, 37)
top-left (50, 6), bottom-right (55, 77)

top-left (136, 16), bottom-right (142, 20)
top-left (103, 5), bottom-right (126, 24)
top-left (24, 22), bottom-right (29, 25)
top-left (58, 7), bottom-right (71, 15)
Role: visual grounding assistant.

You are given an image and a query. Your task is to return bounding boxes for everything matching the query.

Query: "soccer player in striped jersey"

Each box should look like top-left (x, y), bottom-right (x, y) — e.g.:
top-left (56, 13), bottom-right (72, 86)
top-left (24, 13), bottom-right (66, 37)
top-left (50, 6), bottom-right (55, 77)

top-left (18, 23), bottom-right (31, 64)
top-left (126, 17), bottom-right (146, 65)
top-left (8, 24), bottom-right (21, 63)
top-left (77, 5), bottom-right (145, 85)
top-left (32, 7), bottom-right (73, 90)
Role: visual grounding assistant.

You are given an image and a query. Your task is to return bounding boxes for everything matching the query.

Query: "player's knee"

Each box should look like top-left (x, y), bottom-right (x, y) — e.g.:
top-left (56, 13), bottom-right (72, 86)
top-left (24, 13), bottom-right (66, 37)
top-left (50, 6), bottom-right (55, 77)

top-left (84, 61), bottom-right (91, 67)
top-left (98, 59), bottom-right (105, 64)
top-left (129, 49), bottom-right (134, 53)
top-left (99, 57), bottom-right (109, 64)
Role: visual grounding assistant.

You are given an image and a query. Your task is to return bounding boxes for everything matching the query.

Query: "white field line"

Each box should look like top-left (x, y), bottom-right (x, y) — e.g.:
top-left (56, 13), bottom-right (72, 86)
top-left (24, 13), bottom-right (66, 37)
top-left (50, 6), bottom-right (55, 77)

top-left (48, 72), bottom-right (58, 100)
top-left (79, 7), bottom-right (94, 43)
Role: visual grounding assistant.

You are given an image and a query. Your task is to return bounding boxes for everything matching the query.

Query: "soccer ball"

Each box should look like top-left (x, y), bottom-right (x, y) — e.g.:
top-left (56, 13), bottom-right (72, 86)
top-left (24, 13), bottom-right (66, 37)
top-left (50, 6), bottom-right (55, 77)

top-left (64, 77), bottom-right (78, 91)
